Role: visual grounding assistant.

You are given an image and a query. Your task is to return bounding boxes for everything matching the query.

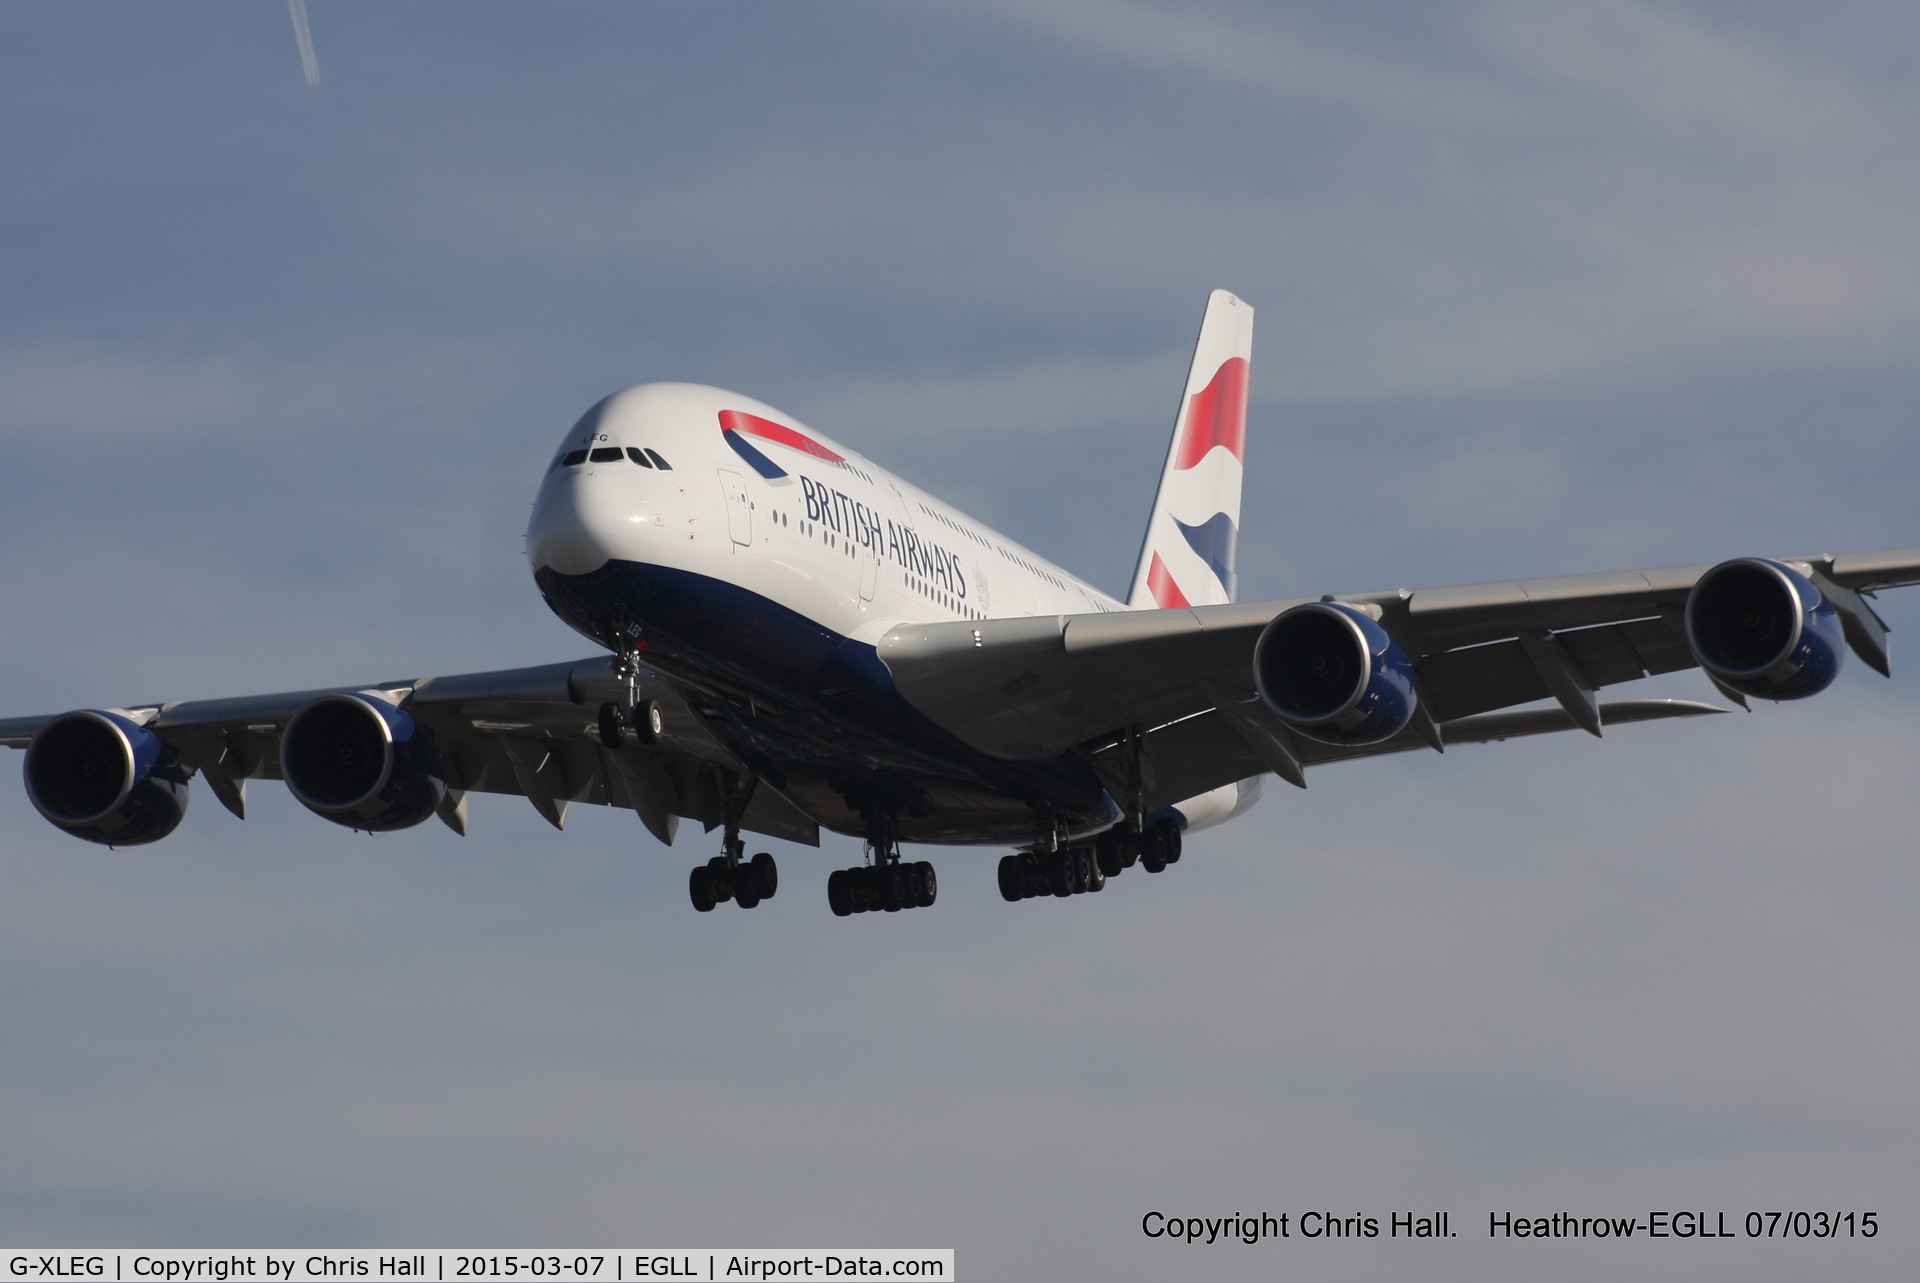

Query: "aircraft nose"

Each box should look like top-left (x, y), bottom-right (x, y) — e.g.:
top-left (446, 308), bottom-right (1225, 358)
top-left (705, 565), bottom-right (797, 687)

top-left (527, 468), bottom-right (633, 575)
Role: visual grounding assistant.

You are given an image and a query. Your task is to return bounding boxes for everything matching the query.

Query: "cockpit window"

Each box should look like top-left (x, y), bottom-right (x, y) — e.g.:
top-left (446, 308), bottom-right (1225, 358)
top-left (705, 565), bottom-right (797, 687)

top-left (626, 447), bottom-right (654, 468)
top-left (561, 449), bottom-right (589, 467)
top-left (589, 447), bottom-right (623, 463)
top-left (645, 448), bottom-right (673, 470)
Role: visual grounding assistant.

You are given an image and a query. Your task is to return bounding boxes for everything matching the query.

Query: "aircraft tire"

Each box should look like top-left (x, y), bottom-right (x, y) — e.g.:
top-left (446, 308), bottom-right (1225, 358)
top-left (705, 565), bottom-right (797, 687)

top-left (689, 866), bottom-right (717, 912)
top-left (706, 855), bottom-right (734, 902)
top-left (880, 864), bottom-right (906, 912)
top-left (827, 868), bottom-right (853, 916)
top-left (1019, 852), bottom-right (1041, 897)
top-left (1049, 851), bottom-right (1074, 897)
top-left (750, 851), bottom-right (778, 899)
top-left (596, 702), bottom-right (626, 749)
top-left (913, 860), bottom-right (937, 907)
top-left (634, 700), bottom-right (662, 745)
top-left (997, 855), bottom-right (1023, 902)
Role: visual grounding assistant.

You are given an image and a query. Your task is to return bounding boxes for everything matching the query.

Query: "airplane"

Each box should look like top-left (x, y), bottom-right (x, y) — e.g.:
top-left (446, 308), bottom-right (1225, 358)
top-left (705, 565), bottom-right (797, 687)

top-left (5, 289), bottom-right (1917, 918)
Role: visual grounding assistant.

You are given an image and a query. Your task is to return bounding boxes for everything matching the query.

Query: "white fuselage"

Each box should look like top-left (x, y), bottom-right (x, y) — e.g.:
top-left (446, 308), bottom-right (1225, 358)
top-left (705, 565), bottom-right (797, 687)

top-left (525, 382), bottom-right (1256, 841)
top-left (527, 382), bottom-right (1124, 642)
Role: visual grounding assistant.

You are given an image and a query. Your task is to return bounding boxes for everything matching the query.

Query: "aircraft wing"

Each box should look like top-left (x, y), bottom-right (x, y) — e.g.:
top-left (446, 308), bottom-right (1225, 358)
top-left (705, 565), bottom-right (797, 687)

top-left (878, 547), bottom-right (1920, 810)
top-left (0, 658), bottom-right (819, 847)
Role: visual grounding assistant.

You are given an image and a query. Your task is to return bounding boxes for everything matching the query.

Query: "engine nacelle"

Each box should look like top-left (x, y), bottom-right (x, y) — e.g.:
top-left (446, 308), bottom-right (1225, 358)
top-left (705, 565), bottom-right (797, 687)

top-left (1254, 601), bottom-right (1417, 746)
top-left (280, 693), bottom-right (446, 831)
top-left (23, 710), bottom-right (188, 846)
top-left (1684, 557), bottom-right (1844, 700)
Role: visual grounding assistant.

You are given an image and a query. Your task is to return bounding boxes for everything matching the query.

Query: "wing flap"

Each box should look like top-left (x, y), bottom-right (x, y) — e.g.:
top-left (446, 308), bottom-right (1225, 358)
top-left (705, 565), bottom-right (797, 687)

top-left (1089, 692), bottom-right (1726, 808)
top-left (879, 602), bottom-right (1300, 760)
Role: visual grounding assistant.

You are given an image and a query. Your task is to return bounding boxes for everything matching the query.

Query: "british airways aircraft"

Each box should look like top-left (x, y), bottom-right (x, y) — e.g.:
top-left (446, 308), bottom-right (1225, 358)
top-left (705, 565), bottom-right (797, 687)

top-left (6, 291), bottom-right (1917, 917)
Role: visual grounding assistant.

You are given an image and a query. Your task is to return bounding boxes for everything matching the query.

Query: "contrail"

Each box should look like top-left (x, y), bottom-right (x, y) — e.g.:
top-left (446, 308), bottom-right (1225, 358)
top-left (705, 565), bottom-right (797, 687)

top-left (287, 0), bottom-right (320, 85)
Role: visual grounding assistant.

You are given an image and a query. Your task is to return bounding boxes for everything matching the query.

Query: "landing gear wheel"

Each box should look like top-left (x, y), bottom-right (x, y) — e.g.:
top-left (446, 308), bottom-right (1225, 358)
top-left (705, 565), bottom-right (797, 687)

top-left (1086, 856), bottom-right (1106, 893)
top-left (1140, 820), bottom-right (1180, 872)
top-left (880, 863), bottom-right (907, 912)
top-left (750, 851), bottom-right (779, 899)
top-left (1020, 852), bottom-right (1042, 897)
top-left (827, 868), bottom-right (853, 917)
top-left (1049, 850), bottom-right (1074, 897)
top-left (689, 866), bottom-right (717, 912)
top-left (997, 855), bottom-right (1023, 902)
top-left (597, 701), bottom-right (627, 749)
top-left (706, 855), bottom-right (735, 902)
top-left (913, 860), bottom-right (938, 907)
top-left (1095, 828), bottom-right (1125, 878)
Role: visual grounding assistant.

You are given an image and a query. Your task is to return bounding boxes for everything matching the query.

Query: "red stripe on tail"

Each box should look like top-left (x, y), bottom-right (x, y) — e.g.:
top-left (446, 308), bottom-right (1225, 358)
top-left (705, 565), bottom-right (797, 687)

top-left (1146, 552), bottom-right (1191, 608)
top-left (1172, 356), bottom-right (1249, 471)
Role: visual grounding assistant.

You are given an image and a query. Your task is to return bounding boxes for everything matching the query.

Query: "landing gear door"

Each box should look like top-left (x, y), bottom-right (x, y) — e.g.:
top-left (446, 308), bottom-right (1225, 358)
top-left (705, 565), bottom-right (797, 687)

top-left (717, 469), bottom-right (753, 547)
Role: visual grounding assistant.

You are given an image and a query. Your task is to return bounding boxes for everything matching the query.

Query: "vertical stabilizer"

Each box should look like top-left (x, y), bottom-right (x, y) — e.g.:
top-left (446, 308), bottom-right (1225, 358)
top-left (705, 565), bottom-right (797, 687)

top-left (1127, 290), bottom-right (1253, 609)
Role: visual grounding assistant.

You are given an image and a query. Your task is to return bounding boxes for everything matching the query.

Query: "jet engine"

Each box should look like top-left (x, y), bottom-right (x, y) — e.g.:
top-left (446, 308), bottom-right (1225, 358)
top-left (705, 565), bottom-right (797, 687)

top-left (1684, 558), bottom-right (1844, 700)
top-left (23, 710), bottom-right (189, 845)
top-left (280, 693), bottom-right (446, 831)
top-left (1254, 601), bottom-right (1417, 746)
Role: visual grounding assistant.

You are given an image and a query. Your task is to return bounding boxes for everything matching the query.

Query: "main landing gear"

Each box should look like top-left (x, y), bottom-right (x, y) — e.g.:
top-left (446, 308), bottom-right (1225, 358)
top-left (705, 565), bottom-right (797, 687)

top-left (828, 820), bottom-right (937, 916)
top-left (997, 818), bottom-right (1181, 902)
top-left (1135, 818), bottom-right (1182, 874)
top-left (689, 848), bottom-right (778, 911)
top-left (827, 861), bottom-right (937, 915)
top-left (688, 777), bottom-right (778, 912)
top-left (998, 846), bottom-right (1104, 900)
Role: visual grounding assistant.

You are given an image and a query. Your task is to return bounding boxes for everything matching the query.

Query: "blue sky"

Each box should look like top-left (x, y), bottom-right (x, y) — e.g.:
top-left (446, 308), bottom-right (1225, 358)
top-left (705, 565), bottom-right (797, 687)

top-left (1, 3), bottom-right (1917, 1277)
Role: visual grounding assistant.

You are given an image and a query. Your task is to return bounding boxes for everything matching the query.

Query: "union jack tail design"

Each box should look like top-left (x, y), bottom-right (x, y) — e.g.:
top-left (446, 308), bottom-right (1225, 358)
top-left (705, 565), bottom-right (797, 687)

top-left (1127, 289), bottom-right (1253, 609)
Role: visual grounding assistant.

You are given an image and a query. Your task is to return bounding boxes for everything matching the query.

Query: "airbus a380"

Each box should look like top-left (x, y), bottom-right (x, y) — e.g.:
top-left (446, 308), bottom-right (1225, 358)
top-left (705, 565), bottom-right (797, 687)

top-left (7, 291), bottom-right (1918, 917)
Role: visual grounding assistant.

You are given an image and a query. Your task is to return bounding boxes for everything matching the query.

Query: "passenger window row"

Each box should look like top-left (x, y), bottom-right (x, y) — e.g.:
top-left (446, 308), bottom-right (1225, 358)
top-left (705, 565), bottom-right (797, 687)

top-left (556, 446), bottom-right (674, 470)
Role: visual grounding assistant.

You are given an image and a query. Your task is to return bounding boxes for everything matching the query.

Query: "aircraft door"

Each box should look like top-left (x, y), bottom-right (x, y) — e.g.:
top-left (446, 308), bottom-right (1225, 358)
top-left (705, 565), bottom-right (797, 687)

top-left (859, 543), bottom-right (879, 601)
top-left (717, 469), bottom-right (753, 546)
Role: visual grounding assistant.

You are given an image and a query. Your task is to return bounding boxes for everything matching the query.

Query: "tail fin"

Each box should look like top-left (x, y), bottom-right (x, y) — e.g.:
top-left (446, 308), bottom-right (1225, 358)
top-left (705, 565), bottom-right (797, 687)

top-left (1127, 289), bottom-right (1254, 609)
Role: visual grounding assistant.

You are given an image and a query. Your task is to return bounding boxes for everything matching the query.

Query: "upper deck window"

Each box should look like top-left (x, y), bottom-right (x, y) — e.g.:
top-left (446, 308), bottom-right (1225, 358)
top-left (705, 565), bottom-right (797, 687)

top-left (589, 447), bottom-right (623, 463)
top-left (625, 448), bottom-right (654, 468)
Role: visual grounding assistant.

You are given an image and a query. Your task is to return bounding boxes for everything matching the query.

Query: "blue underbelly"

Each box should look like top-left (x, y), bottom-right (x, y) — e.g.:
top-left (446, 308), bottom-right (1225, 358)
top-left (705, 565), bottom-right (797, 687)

top-left (534, 559), bottom-right (1122, 844)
